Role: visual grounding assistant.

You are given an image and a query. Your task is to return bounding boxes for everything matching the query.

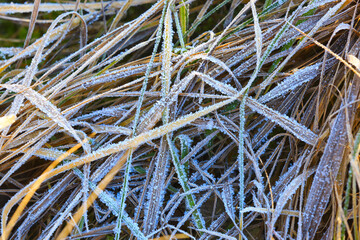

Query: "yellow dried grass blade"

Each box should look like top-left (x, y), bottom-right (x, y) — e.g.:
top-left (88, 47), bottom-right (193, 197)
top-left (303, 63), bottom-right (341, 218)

top-left (0, 115), bottom-right (15, 130)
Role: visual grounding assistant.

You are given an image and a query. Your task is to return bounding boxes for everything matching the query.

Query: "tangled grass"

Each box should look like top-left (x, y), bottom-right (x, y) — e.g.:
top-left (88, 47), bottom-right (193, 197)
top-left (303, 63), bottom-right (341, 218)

top-left (0, 0), bottom-right (360, 239)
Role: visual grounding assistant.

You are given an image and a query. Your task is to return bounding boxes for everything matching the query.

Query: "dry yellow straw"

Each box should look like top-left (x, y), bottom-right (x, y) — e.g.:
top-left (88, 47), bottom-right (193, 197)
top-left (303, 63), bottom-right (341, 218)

top-left (0, 115), bottom-right (16, 130)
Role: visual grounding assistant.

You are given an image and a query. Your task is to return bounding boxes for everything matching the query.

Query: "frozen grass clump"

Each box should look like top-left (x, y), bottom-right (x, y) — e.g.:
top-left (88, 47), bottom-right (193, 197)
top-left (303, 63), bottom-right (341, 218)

top-left (0, 0), bottom-right (359, 239)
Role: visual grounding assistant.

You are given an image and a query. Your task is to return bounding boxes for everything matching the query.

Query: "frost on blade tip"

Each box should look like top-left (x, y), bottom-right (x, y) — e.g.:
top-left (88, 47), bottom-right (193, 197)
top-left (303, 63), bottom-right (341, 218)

top-left (196, 71), bottom-right (236, 96)
top-left (203, 119), bottom-right (216, 130)
top-left (268, 169), bottom-right (315, 236)
top-left (259, 60), bottom-right (337, 104)
top-left (0, 84), bottom-right (90, 153)
top-left (247, 98), bottom-right (318, 146)
top-left (94, 40), bottom-right (153, 72)
top-left (176, 134), bottom-right (193, 151)
top-left (143, 146), bottom-right (170, 235)
top-left (74, 104), bottom-right (127, 121)
top-left (86, 124), bottom-right (131, 135)
top-left (261, 0), bottom-right (347, 89)
top-left (160, 4), bottom-right (173, 99)
top-left (221, 184), bottom-right (236, 224)
top-left (252, 92), bottom-right (298, 148)
top-left (272, 154), bottom-right (310, 200)
top-left (188, 55), bottom-right (239, 86)
top-left (250, 0), bottom-right (262, 67)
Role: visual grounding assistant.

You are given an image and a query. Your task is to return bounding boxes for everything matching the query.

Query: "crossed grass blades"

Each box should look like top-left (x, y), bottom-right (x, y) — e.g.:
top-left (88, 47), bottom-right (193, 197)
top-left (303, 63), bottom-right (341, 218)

top-left (0, 0), bottom-right (360, 239)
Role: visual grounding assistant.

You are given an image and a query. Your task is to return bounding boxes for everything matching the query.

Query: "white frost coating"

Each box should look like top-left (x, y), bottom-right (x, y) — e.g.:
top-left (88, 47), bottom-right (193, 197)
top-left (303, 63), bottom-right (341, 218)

top-left (91, 125), bottom-right (132, 135)
top-left (70, 121), bottom-right (131, 135)
top-left (170, 192), bottom-right (210, 239)
top-left (0, 132), bottom-right (53, 188)
top-left (0, 11), bottom-right (89, 152)
top-left (77, 64), bottom-right (152, 90)
top-left (260, 0), bottom-right (347, 89)
top-left (72, 168), bottom-right (147, 240)
top-left (143, 143), bottom-right (170, 234)
top-left (176, 134), bottom-right (193, 150)
top-left (238, 89), bottom-right (247, 219)
top-left (259, 62), bottom-right (322, 103)
top-left (250, 0), bottom-right (262, 67)
top-left (221, 184), bottom-right (237, 225)
top-left (91, 39), bottom-right (154, 72)
top-left (34, 148), bottom-right (77, 161)
top-left (92, 153), bottom-right (125, 185)
top-left (16, 173), bottom-right (72, 237)
top-left (73, 105), bottom-right (126, 120)
top-left (85, 4), bottom-right (175, 237)
top-left (247, 97), bottom-right (318, 146)
top-left (40, 192), bottom-right (82, 240)
top-left (1, 18), bottom-right (77, 71)
top-left (197, 229), bottom-right (237, 240)
top-left (186, 70), bottom-right (318, 146)
top-left (47, 0), bottom-right (164, 99)
top-left (214, 20), bottom-right (283, 81)
top-left (137, 72), bottom-right (195, 132)
top-left (299, 0), bottom-right (340, 15)
top-left (179, 55), bottom-right (239, 87)
top-left (268, 169), bottom-right (315, 236)
top-left (195, 71), bottom-right (237, 96)
top-left (161, 4), bottom-right (173, 99)
top-left (0, 84), bottom-right (90, 153)
top-left (0, 47), bottom-right (23, 57)
top-left (259, 58), bottom-right (337, 104)
top-left (0, 1), bottom-right (157, 14)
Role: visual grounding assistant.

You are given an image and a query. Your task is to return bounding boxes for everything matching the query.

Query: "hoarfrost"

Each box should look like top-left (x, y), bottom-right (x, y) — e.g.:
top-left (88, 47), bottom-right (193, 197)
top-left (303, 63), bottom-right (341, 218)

top-left (0, 84), bottom-right (90, 153)
top-left (247, 97), bottom-right (318, 146)
top-left (259, 59), bottom-right (336, 104)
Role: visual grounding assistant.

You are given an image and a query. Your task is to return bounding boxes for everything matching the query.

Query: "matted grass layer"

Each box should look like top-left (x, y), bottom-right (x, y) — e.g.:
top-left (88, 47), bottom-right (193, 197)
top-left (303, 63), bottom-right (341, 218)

top-left (0, 0), bottom-right (359, 239)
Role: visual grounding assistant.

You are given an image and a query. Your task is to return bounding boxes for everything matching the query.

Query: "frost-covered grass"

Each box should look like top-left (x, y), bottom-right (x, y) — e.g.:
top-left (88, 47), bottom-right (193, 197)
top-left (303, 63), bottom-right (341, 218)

top-left (0, 0), bottom-right (360, 239)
